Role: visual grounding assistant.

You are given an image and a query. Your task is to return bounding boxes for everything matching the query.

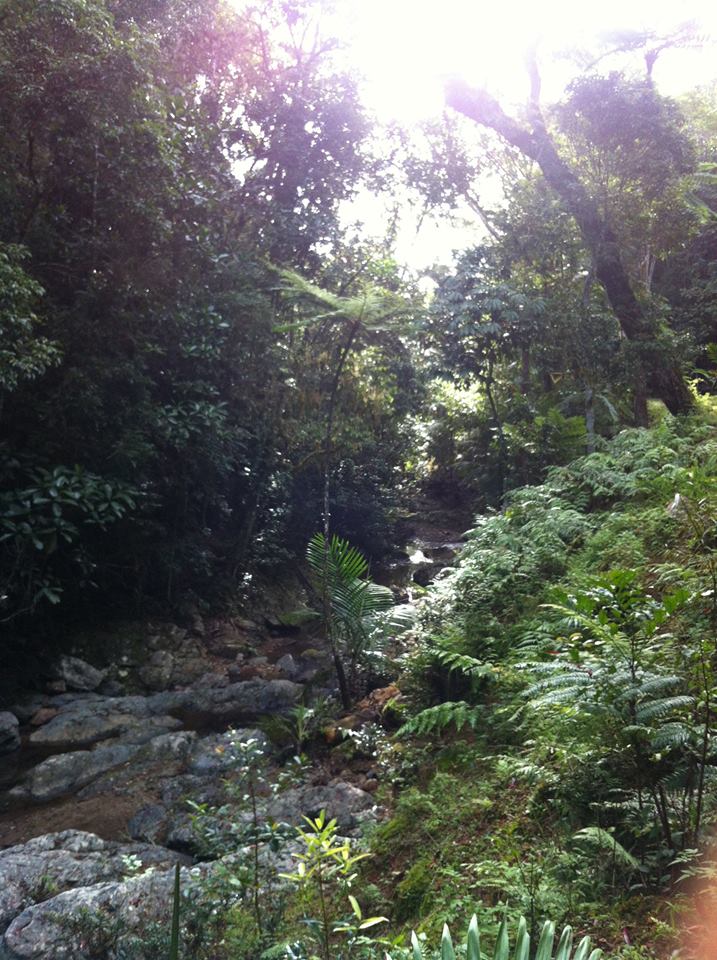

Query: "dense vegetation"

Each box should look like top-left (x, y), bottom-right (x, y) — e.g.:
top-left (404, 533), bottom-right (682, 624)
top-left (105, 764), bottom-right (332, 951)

top-left (3, 2), bottom-right (717, 958)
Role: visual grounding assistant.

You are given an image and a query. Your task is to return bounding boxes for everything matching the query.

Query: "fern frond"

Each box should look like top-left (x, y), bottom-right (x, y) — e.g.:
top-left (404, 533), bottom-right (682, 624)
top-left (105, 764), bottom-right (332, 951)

top-left (573, 827), bottom-right (640, 870)
top-left (635, 696), bottom-right (694, 723)
top-left (398, 701), bottom-right (482, 737)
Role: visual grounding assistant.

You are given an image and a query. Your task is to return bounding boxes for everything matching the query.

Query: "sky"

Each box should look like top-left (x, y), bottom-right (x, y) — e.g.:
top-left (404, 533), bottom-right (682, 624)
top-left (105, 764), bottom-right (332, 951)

top-left (328, 0), bottom-right (717, 269)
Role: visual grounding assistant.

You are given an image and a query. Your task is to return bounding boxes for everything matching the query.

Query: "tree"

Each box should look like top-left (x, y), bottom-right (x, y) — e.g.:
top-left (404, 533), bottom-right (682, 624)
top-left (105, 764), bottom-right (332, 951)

top-left (445, 58), bottom-right (693, 424)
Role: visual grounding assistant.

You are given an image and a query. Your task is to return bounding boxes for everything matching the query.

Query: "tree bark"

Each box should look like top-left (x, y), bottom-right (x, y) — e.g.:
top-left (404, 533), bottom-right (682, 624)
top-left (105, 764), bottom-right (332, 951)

top-left (445, 76), bottom-right (692, 421)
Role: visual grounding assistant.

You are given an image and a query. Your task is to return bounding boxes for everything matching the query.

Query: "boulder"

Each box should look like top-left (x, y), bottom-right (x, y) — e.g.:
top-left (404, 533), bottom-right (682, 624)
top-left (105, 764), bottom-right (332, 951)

top-left (28, 709), bottom-right (57, 728)
top-left (275, 653), bottom-right (300, 679)
top-left (126, 804), bottom-right (168, 843)
top-left (137, 649), bottom-right (174, 690)
top-left (0, 714), bottom-right (20, 756)
top-left (148, 678), bottom-right (302, 723)
top-left (55, 657), bottom-right (106, 693)
top-left (7, 699), bottom-right (46, 725)
top-left (28, 697), bottom-right (179, 750)
top-left (27, 744), bottom-right (140, 801)
top-left (204, 617), bottom-right (258, 658)
top-left (186, 728), bottom-right (267, 776)
top-left (74, 731), bottom-right (195, 802)
top-left (267, 781), bottom-right (375, 832)
top-left (0, 862), bottom-right (199, 959)
top-left (0, 830), bottom-right (182, 935)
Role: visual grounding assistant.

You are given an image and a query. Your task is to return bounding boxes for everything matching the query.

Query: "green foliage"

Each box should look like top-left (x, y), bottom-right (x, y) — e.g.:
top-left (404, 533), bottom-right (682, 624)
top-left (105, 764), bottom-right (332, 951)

top-left (169, 864), bottom-right (181, 960)
top-left (398, 702), bottom-right (482, 737)
top-left (0, 243), bottom-right (59, 391)
top-left (306, 532), bottom-right (403, 697)
top-left (280, 810), bottom-right (379, 960)
top-left (386, 913), bottom-right (602, 960)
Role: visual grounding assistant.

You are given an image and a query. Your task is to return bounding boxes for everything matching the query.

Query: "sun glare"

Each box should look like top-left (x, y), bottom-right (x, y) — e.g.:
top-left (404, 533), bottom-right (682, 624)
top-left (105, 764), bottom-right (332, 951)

top-left (334, 0), bottom-right (717, 124)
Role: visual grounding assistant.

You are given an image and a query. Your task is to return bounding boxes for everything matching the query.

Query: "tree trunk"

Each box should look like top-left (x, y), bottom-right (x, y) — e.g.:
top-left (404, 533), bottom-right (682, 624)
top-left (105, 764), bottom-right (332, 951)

top-left (445, 77), bottom-right (691, 418)
top-left (584, 386), bottom-right (595, 454)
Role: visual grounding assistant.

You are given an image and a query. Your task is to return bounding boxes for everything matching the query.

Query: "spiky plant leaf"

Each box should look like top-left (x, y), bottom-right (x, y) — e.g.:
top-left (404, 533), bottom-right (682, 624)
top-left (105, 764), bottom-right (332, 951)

top-left (554, 926), bottom-right (574, 960)
top-left (441, 923), bottom-right (456, 960)
top-left (513, 917), bottom-right (529, 960)
top-left (466, 914), bottom-right (481, 960)
top-left (493, 914), bottom-right (509, 960)
top-left (535, 921), bottom-right (555, 960)
top-left (168, 863), bottom-right (180, 960)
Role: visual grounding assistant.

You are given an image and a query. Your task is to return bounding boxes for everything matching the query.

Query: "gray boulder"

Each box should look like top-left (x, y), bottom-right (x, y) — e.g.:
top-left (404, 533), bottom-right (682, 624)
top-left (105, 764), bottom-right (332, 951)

top-left (56, 657), bottom-right (106, 693)
top-left (148, 678), bottom-right (302, 722)
top-left (186, 728), bottom-right (267, 776)
top-left (127, 804), bottom-right (168, 843)
top-left (1, 862), bottom-right (200, 959)
top-left (0, 830), bottom-right (182, 935)
top-left (267, 781), bottom-right (375, 831)
top-left (76, 731), bottom-right (196, 801)
top-left (138, 649), bottom-right (174, 690)
top-left (27, 744), bottom-right (140, 801)
top-left (28, 698), bottom-right (177, 750)
top-left (0, 714), bottom-right (20, 756)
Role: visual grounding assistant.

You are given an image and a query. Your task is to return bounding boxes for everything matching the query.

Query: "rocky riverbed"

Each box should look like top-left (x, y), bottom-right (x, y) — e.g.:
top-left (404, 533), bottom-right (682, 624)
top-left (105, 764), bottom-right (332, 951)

top-left (0, 505), bottom-right (467, 958)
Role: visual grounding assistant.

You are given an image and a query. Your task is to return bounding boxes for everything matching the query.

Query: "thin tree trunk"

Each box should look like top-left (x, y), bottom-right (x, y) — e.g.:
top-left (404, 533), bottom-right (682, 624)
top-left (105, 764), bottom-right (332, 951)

top-left (585, 386), bottom-right (595, 454)
top-left (322, 319), bottom-right (361, 710)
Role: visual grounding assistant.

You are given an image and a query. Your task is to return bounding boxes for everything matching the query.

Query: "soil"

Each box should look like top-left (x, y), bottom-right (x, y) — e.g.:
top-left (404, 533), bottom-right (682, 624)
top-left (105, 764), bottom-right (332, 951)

top-left (0, 792), bottom-right (149, 847)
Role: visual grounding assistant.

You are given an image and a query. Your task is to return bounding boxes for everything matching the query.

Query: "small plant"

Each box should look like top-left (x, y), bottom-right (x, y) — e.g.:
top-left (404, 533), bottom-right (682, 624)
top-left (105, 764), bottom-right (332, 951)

top-left (169, 864), bottom-right (180, 960)
top-left (189, 732), bottom-right (290, 942)
top-left (280, 809), bottom-right (375, 960)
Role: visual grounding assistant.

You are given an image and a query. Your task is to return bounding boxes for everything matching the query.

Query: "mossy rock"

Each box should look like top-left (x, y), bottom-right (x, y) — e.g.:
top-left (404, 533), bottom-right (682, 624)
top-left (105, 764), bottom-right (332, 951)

top-left (277, 608), bottom-right (321, 627)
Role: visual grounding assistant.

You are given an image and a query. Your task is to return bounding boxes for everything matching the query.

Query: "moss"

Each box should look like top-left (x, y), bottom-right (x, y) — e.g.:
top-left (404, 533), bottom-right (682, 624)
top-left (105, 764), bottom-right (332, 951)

top-left (393, 857), bottom-right (434, 923)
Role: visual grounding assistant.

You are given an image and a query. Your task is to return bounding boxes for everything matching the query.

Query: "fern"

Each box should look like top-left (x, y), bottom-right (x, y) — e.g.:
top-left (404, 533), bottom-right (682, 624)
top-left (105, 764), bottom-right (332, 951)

top-left (573, 827), bottom-right (640, 871)
top-left (431, 646), bottom-right (496, 680)
top-left (398, 701), bottom-right (482, 737)
top-left (635, 695), bottom-right (694, 723)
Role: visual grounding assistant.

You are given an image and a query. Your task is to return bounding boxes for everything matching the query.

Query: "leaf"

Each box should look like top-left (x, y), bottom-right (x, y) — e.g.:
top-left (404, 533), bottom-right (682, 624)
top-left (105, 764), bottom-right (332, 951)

top-left (441, 924), bottom-right (456, 960)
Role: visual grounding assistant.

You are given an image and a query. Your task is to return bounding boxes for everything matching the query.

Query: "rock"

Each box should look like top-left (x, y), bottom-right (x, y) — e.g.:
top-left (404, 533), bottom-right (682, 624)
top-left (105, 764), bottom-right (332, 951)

top-left (7, 698), bottom-right (47, 725)
top-left (56, 656), bottom-right (106, 693)
top-left (228, 659), bottom-right (281, 681)
top-left (28, 709), bottom-right (57, 728)
top-left (97, 679), bottom-right (125, 697)
top-left (148, 678), bottom-right (303, 723)
top-left (75, 731), bottom-right (195, 801)
top-left (127, 804), bottom-right (168, 843)
top-left (0, 830), bottom-right (183, 935)
top-left (27, 744), bottom-right (140, 801)
top-left (267, 782), bottom-right (375, 831)
top-left (275, 653), bottom-right (299, 679)
top-left (170, 655), bottom-right (209, 685)
top-left (45, 680), bottom-right (66, 695)
top-left (187, 728), bottom-right (268, 776)
top-left (138, 650), bottom-right (174, 691)
top-left (1, 861), bottom-right (199, 959)
top-left (205, 617), bottom-right (257, 658)
top-left (28, 696), bottom-right (178, 750)
top-left (0, 714), bottom-right (20, 756)
top-left (192, 671), bottom-right (229, 689)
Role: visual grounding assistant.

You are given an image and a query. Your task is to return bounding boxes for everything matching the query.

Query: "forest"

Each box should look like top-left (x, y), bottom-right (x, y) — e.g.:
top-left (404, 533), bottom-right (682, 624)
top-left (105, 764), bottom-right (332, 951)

top-left (2, 2), bottom-right (717, 958)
